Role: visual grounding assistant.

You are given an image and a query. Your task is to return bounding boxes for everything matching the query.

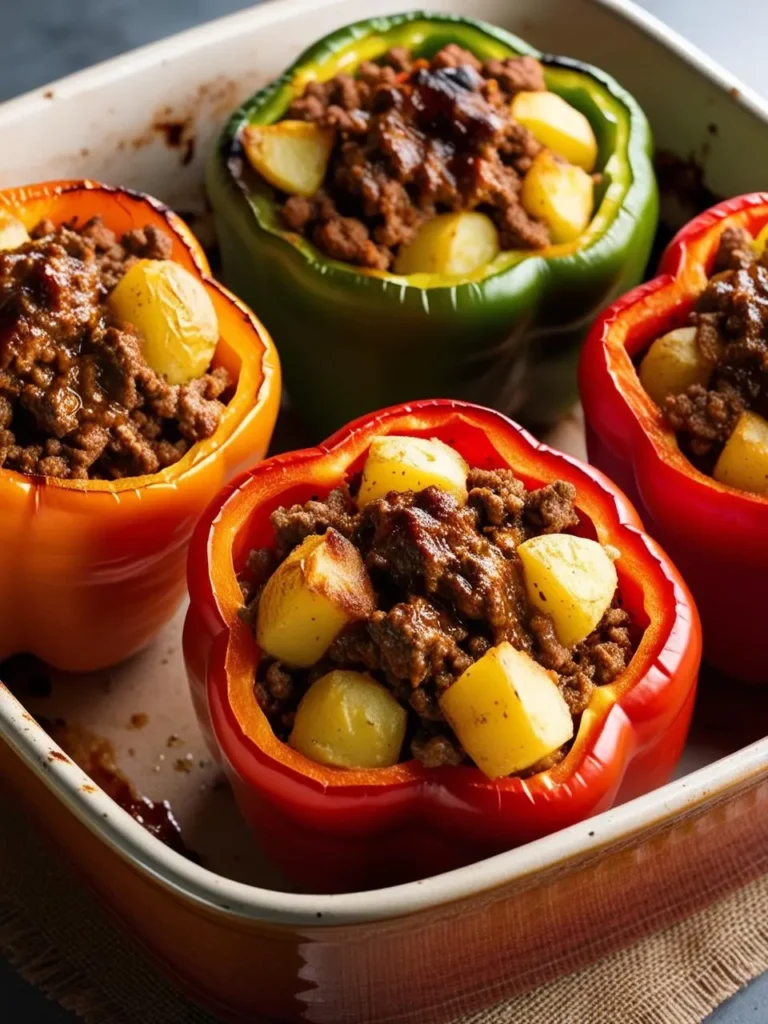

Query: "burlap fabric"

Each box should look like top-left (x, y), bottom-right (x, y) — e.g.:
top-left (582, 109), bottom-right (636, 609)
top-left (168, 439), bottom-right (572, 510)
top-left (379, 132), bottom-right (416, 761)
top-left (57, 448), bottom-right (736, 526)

top-left (1, 795), bottom-right (766, 1024)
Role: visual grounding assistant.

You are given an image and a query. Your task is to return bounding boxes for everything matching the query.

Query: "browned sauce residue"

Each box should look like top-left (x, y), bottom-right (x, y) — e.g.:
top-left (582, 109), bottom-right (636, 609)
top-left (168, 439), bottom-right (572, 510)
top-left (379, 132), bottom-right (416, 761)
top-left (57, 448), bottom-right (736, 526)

top-left (0, 657), bottom-right (195, 858)
top-left (136, 77), bottom-right (240, 168)
top-left (152, 113), bottom-right (196, 167)
top-left (39, 719), bottom-right (196, 860)
top-left (655, 149), bottom-right (721, 214)
top-left (196, 75), bottom-right (241, 121)
top-left (158, 120), bottom-right (184, 145)
top-left (648, 149), bottom-right (724, 275)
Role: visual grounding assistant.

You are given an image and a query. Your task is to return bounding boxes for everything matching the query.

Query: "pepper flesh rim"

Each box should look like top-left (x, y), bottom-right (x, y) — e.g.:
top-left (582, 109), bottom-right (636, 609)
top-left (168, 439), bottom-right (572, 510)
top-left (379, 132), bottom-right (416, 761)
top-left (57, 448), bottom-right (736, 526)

top-left (593, 191), bottom-right (768, 510)
top-left (194, 399), bottom-right (698, 793)
top-left (219, 11), bottom-right (651, 291)
top-left (0, 178), bottom-right (279, 494)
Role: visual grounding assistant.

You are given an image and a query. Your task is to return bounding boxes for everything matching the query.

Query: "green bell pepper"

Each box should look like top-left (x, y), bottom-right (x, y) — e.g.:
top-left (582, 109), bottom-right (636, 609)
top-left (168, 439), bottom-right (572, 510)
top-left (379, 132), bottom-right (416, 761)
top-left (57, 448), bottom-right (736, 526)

top-left (207, 11), bottom-right (658, 435)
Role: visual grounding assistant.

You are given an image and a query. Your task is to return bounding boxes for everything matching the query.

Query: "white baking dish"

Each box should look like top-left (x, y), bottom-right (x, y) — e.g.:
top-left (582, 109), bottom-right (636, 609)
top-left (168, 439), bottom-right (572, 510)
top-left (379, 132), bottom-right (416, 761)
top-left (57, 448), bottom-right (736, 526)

top-left (1, 2), bottom-right (767, 1021)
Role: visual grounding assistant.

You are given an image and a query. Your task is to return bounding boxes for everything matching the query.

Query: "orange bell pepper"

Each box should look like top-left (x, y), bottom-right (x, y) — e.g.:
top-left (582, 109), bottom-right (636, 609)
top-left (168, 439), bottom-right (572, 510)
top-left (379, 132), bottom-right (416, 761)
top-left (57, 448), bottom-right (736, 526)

top-left (0, 180), bottom-right (280, 672)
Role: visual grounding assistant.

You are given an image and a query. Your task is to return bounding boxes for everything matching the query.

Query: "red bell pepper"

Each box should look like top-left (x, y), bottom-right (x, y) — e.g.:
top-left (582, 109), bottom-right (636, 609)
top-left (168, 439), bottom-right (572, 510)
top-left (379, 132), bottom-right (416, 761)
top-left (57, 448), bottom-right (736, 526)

top-left (580, 193), bottom-right (768, 685)
top-left (184, 400), bottom-right (700, 893)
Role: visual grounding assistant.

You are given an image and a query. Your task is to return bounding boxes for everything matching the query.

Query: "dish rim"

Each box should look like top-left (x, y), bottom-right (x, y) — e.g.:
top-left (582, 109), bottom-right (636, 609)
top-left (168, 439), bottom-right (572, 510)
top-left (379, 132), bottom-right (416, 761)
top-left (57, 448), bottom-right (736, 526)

top-left (2, 677), bottom-right (766, 926)
top-left (1, 0), bottom-right (767, 930)
top-left (1, 0), bottom-right (767, 126)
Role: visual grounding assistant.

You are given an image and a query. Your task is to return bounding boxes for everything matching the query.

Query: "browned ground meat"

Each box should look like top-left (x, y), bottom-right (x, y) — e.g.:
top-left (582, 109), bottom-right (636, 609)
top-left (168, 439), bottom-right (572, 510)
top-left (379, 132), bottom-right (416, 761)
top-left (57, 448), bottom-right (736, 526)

top-left (270, 486), bottom-right (358, 558)
top-left (242, 467), bottom-right (638, 772)
top-left (663, 227), bottom-right (768, 463)
top-left (271, 45), bottom-right (554, 269)
top-left (0, 218), bottom-right (230, 480)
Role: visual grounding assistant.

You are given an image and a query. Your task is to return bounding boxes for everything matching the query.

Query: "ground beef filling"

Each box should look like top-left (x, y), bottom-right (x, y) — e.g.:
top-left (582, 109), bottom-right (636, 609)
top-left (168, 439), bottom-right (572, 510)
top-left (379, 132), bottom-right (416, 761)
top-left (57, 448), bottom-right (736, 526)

top-left (663, 228), bottom-right (768, 465)
top-left (242, 468), bottom-right (637, 772)
top-left (0, 218), bottom-right (230, 480)
top-left (276, 45), bottom-right (552, 269)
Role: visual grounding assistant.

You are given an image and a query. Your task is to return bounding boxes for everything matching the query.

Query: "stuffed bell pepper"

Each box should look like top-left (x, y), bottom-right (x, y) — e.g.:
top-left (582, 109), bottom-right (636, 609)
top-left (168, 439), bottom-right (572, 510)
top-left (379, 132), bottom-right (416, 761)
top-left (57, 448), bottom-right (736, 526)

top-left (0, 180), bottom-right (280, 673)
top-left (580, 192), bottom-right (768, 685)
top-left (184, 400), bottom-right (700, 892)
top-left (207, 11), bottom-right (657, 435)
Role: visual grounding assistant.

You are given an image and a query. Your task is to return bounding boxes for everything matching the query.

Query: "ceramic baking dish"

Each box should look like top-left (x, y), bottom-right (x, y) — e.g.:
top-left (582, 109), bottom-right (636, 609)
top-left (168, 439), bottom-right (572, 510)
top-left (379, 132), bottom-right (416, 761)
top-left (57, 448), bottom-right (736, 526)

top-left (1, 1), bottom-right (768, 1021)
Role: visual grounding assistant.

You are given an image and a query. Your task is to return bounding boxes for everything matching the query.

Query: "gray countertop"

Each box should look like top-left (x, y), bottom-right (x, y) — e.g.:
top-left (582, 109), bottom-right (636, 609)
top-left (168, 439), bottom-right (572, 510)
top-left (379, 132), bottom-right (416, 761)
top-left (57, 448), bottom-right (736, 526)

top-left (3, 1), bottom-right (768, 1021)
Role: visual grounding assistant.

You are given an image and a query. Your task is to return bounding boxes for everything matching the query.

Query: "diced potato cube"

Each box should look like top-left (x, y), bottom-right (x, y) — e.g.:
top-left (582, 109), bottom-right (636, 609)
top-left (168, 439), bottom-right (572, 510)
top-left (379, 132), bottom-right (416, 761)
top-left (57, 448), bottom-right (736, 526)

top-left (0, 210), bottom-right (30, 251)
top-left (511, 91), bottom-right (598, 171)
top-left (242, 120), bottom-right (335, 198)
top-left (289, 669), bottom-right (407, 769)
top-left (518, 534), bottom-right (618, 648)
top-left (752, 223), bottom-right (768, 256)
top-left (713, 411), bottom-right (768, 495)
top-left (521, 150), bottom-right (594, 244)
top-left (256, 530), bottom-right (375, 667)
top-left (394, 212), bottom-right (500, 277)
top-left (108, 259), bottom-right (219, 385)
top-left (639, 327), bottom-right (714, 408)
top-left (440, 643), bottom-right (573, 779)
top-left (357, 435), bottom-right (469, 507)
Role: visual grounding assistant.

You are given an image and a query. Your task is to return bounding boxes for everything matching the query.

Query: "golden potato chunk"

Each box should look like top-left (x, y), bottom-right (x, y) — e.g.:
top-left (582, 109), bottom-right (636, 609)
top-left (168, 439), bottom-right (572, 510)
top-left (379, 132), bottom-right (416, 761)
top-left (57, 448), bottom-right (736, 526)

top-left (393, 211), bottom-right (500, 277)
top-left (639, 327), bottom-right (714, 408)
top-left (108, 259), bottom-right (219, 386)
top-left (511, 91), bottom-right (598, 171)
top-left (752, 223), bottom-right (768, 256)
top-left (518, 534), bottom-right (618, 648)
top-left (256, 530), bottom-right (375, 668)
top-left (521, 150), bottom-right (594, 244)
top-left (289, 669), bottom-right (407, 769)
top-left (0, 210), bottom-right (30, 251)
top-left (357, 435), bottom-right (469, 507)
top-left (242, 120), bottom-right (335, 198)
top-left (713, 411), bottom-right (768, 495)
top-left (440, 643), bottom-right (573, 780)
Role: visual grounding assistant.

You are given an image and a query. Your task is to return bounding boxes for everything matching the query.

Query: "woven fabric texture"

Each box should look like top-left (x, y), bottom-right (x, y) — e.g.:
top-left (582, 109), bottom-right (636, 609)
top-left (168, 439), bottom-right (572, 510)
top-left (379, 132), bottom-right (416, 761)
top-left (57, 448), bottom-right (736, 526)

top-left (1, 794), bottom-right (766, 1024)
